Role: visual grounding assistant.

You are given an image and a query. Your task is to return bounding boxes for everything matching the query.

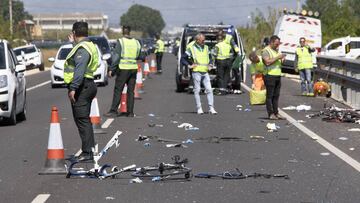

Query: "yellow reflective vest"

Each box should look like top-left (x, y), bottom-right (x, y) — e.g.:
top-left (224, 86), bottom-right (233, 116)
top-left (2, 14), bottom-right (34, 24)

top-left (189, 43), bottom-right (210, 73)
top-left (155, 39), bottom-right (165, 53)
top-left (296, 46), bottom-right (313, 70)
top-left (118, 37), bottom-right (141, 70)
top-left (249, 57), bottom-right (265, 75)
top-left (262, 46), bottom-right (282, 76)
top-left (64, 41), bottom-right (99, 84)
top-left (215, 41), bottom-right (232, 60)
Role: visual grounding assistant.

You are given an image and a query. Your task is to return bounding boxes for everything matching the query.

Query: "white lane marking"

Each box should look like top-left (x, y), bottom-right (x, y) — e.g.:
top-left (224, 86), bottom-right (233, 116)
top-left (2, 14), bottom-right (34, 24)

top-left (31, 194), bottom-right (50, 203)
top-left (26, 80), bottom-right (51, 92)
top-left (101, 118), bottom-right (114, 129)
top-left (241, 82), bottom-right (360, 172)
top-left (75, 149), bottom-right (82, 157)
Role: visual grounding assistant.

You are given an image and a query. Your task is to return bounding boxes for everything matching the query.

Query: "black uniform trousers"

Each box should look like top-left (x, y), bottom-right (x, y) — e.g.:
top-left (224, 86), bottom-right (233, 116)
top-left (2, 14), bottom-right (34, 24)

top-left (156, 52), bottom-right (163, 71)
top-left (264, 75), bottom-right (281, 116)
top-left (71, 79), bottom-right (97, 153)
top-left (216, 59), bottom-right (231, 89)
top-left (109, 69), bottom-right (137, 114)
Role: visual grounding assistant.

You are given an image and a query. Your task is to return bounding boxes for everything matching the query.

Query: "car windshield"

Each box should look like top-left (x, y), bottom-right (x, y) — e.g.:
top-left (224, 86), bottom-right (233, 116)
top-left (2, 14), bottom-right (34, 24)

top-left (88, 37), bottom-right (110, 55)
top-left (0, 43), bottom-right (5, 69)
top-left (57, 48), bottom-right (72, 60)
top-left (14, 46), bottom-right (37, 55)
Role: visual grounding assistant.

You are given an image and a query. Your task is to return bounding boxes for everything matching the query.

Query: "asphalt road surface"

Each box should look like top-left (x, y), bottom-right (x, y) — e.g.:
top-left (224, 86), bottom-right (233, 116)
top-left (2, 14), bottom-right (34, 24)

top-left (1, 54), bottom-right (359, 203)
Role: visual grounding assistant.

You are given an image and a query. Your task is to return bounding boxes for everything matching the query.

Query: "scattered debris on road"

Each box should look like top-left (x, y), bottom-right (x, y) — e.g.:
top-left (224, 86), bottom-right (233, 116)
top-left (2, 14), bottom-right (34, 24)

top-left (348, 128), bottom-right (360, 132)
top-left (267, 123), bottom-right (280, 132)
top-left (338, 137), bottom-right (348, 141)
top-left (320, 152), bottom-right (330, 156)
top-left (306, 105), bottom-right (360, 123)
top-left (283, 105), bottom-right (311, 111)
top-left (129, 177), bottom-right (143, 183)
top-left (166, 143), bottom-right (188, 148)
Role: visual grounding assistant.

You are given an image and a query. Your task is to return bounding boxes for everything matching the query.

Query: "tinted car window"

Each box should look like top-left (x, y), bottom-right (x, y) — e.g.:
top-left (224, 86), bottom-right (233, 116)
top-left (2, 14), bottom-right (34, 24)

top-left (350, 41), bottom-right (360, 49)
top-left (57, 48), bottom-right (72, 60)
top-left (14, 46), bottom-right (37, 55)
top-left (0, 43), bottom-right (5, 69)
top-left (88, 37), bottom-right (110, 55)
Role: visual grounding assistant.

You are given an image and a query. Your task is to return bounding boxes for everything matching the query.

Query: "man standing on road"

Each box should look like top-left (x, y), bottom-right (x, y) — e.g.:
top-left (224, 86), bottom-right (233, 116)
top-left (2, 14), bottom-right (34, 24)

top-left (214, 34), bottom-right (232, 95)
top-left (105, 26), bottom-right (142, 118)
top-left (295, 37), bottom-right (315, 96)
top-left (64, 22), bottom-right (98, 161)
top-left (155, 34), bottom-right (165, 74)
top-left (262, 35), bottom-right (286, 120)
top-left (181, 33), bottom-right (217, 115)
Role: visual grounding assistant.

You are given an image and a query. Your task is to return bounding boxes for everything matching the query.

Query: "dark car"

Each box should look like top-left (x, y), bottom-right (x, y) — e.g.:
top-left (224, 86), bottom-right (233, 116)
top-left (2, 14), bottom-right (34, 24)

top-left (176, 24), bottom-right (246, 92)
top-left (88, 36), bottom-right (112, 65)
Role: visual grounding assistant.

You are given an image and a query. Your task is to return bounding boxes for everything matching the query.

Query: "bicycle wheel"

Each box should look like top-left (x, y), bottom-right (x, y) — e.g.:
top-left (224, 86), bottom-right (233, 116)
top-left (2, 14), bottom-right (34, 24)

top-left (131, 163), bottom-right (192, 179)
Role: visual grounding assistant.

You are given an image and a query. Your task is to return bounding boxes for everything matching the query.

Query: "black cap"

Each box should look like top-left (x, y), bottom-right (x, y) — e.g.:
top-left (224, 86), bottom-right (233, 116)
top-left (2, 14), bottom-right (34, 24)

top-left (122, 25), bottom-right (131, 31)
top-left (72, 22), bottom-right (88, 37)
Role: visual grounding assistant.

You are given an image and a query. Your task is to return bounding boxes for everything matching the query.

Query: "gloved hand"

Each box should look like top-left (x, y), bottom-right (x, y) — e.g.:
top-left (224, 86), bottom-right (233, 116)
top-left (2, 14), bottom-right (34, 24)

top-left (295, 68), bottom-right (299, 73)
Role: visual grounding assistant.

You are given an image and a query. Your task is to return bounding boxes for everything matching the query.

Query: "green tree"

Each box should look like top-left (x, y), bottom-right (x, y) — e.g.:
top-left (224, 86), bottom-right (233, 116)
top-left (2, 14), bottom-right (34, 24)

top-left (120, 4), bottom-right (165, 37)
top-left (0, 15), bottom-right (10, 38)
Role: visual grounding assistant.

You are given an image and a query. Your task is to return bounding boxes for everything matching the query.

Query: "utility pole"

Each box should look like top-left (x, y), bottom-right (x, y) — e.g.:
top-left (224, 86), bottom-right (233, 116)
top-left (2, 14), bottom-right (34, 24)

top-left (9, 0), bottom-right (13, 37)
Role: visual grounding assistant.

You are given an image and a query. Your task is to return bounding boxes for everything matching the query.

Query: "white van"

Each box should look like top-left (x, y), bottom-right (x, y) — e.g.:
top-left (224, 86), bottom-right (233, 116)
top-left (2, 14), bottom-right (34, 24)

top-left (274, 11), bottom-right (322, 70)
top-left (322, 37), bottom-right (360, 60)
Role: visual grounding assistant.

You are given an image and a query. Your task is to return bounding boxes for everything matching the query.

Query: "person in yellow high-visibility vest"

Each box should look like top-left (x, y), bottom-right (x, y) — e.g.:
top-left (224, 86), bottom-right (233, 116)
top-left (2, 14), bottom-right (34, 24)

top-left (105, 25), bottom-right (142, 118)
top-left (213, 34), bottom-right (233, 95)
top-left (249, 52), bottom-right (266, 91)
top-left (155, 34), bottom-right (165, 74)
top-left (64, 22), bottom-right (98, 162)
top-left (180, 33), bottom-right (217, 115)
top-left (295, 37), bottom-right (315, 96)
top-left (262, 35), bottom-right (286, 120)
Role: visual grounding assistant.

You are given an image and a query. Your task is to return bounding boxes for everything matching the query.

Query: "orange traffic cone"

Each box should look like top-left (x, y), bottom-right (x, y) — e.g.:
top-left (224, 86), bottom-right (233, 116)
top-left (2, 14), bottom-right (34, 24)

top-left (150, 55), bottom-right (157, 73)
top-left (90, 97), bottom-right (106, 134)
top-left (118, 85), bottom-right (127, 113)
top-left (134, 64), bottom-right (144, 100)
top-left (143, 58), bottom-right (150, 79)
top-left (39, 107), bottom-right (67, 175)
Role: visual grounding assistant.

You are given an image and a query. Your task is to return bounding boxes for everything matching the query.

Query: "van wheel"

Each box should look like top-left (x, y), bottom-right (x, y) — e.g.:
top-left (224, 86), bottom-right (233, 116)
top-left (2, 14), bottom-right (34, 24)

top-left (17, 94), bottom-right (26, 121)
top-left (5, 97), bottom-right (17, 125)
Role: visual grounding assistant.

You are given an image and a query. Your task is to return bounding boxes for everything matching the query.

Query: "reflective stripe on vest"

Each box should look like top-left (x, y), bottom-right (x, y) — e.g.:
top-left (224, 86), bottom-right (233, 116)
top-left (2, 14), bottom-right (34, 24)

top-left (64, 41), bottom-right (99, 84)
top-left (190, 44), bottom-right (209, 73)
top-left (215, 41), bottom-right (232, 60)
top-left (155, 39), bottom-right (165, 53)
top-left (296, 46), bottom-right (313, 70)
top-left (119, 37), bottom-right (141, 70)
top-left (263, 46), bottom-right (282, 76)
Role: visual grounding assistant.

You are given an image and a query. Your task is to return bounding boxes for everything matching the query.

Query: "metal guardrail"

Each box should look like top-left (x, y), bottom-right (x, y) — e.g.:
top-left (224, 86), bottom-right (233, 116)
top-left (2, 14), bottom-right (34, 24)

top-left (315, 55), bottom-right (360, 109)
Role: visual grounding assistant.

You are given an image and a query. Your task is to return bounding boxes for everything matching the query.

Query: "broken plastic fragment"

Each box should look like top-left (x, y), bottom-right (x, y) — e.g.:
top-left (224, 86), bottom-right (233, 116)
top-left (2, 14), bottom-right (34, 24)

top-left (349, 148), bottom-right (355, 151)
top-left (236, 105), bottom-right (243, 111)
top-left (152, 176), bottom-right (161, 182)
top-left (338, 137), bottom-right (348, 141)
top-left (282, 106), bottom-right (296, 110)
top-left (166, 143), bottom-right (188, 148)
top-left (182, 139), bottom-right (194, 144)
top-left (148, 113), bottom-right (155, 117)
top-left (266, 123), bottom-right (280, 132)
top-left (177, 123), bottom-right (193, 128)
top-left (250, 135), bottom-right (265, 139)
top-left (348, 128), bottom-right (360, 132)
top-left (105, 196), bottom-right (115, 200)
top-left (320, 152), bottom-right (330, 156)
top-left (136, 135), bottom-right (149, 142)
top-left (129, 177), bottom-right (143, 183)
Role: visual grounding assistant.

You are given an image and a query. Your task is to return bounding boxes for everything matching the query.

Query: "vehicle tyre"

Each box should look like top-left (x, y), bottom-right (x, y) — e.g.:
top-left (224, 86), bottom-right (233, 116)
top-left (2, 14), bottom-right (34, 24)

top-left (51, 83), bottom-right (58, 88)
top-left (5, 96), bottom-right (17, 125)
top-left (39, 63), bottom-right (45, 71)
top-left (175, 72), bottom-right (185, 92)
top-left (17, 93), bottom-right (26, 121)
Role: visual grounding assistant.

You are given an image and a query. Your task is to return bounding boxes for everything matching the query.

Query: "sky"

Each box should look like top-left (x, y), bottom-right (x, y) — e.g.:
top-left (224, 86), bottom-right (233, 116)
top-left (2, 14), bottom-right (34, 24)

top-left (22, 0), bottom-right (305, 29)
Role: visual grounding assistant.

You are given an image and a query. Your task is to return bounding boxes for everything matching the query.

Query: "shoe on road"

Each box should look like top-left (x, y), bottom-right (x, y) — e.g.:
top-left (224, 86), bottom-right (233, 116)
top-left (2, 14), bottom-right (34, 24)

top-left (127, 113), bottom-right (135, 117)
top-left (75, 152), bottom-right (94, 162)
top-left (275, 114), bottom-right (285, 120)
top-left (197, 108), bottom-right (204, 115)
top-left (117, 112), bottom-right (129, 117)
top-left (209, 107), bottom-right (217, 115)
top-left (269, 114), bottom-right (278, 120)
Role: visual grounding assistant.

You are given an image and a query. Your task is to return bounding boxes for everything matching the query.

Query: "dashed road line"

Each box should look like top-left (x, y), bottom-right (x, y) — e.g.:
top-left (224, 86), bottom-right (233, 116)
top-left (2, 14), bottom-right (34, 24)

top-left (31, 194), bottom-right (50, 203)
top-left (26, 80), bottom-right (51, 92)
top-left (101, 118), bottom-right (114, 129)
top-left (241, 82), bottom-right (360, 172)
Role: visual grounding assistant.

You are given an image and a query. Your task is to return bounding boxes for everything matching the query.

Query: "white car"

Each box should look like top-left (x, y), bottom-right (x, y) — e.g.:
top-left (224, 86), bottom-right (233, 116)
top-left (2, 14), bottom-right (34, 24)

top-left (14, 44), bottom-right (44, 71)
top-left (0, 40), bottom-right (27, 125)
top-left (321, 36), bottom-right (360, 60)
top-left (49, 43), bottom-right (109, 88)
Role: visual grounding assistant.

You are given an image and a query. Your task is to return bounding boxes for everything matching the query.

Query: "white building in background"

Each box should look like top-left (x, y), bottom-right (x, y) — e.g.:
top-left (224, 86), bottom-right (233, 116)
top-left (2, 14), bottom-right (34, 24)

top-left (33, 13), bottom-right (109, 30)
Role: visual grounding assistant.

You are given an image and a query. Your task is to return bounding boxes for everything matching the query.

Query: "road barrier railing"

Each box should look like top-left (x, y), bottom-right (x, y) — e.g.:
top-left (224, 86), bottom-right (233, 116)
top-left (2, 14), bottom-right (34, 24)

top-left (315, 55), bottom-right (360, 109)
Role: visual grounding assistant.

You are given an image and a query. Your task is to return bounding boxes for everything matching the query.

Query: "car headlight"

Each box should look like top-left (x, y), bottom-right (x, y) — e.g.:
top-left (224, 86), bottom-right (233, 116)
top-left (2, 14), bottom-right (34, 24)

top-left (0, 75), bottom-right (8, 88)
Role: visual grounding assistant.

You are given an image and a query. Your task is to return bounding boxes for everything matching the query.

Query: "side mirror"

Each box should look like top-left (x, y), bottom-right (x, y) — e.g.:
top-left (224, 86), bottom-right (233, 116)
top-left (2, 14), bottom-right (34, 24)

top-left (48, 57), bottom-right (55, 62)
top-left (15, 64), bottom-right (26, 73)
top-left (102, 53), bottom-right (111, 60)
